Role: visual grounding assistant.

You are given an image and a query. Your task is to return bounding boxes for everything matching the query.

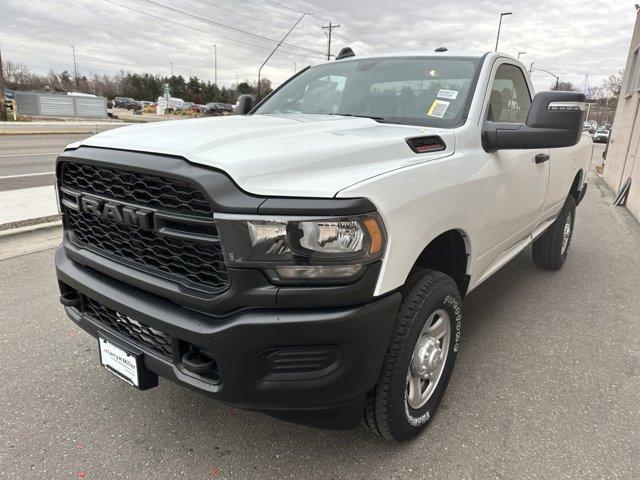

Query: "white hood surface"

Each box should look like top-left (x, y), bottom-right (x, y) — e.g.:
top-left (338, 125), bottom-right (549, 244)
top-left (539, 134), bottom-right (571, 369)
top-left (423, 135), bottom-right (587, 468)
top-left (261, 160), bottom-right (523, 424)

top-left (79, 114), bottom-right (455, 198)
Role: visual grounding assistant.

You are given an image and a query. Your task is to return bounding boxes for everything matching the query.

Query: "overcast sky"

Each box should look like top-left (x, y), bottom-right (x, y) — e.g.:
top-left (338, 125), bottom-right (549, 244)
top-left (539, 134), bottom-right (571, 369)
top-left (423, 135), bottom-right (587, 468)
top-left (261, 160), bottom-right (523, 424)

top-left (1, 0), bottom-right (637, 93)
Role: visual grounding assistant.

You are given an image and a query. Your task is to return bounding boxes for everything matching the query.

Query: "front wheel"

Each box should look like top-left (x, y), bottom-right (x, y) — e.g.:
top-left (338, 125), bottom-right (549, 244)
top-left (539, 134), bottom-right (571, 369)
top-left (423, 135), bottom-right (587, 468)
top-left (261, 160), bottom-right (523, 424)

top-left (532, 195), bottom-right (576, 270)
top-left (364, 270), bottom-right (462, 441)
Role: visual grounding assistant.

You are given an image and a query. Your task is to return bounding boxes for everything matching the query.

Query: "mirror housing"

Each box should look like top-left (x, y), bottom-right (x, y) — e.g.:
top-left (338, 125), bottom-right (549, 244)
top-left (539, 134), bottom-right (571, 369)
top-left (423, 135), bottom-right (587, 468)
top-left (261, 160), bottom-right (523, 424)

top-left (234, 94), bottom-right (255, 115)
top-left (483, 91), bottom-right (586, 152)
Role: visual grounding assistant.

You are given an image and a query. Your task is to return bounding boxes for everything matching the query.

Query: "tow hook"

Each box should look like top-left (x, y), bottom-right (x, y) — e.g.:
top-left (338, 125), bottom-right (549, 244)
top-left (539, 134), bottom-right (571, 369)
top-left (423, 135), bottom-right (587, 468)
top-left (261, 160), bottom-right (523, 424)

top-left (181, 347), bottom-right (218, 379)
top-left (59, 291), bottom-right (81, 308)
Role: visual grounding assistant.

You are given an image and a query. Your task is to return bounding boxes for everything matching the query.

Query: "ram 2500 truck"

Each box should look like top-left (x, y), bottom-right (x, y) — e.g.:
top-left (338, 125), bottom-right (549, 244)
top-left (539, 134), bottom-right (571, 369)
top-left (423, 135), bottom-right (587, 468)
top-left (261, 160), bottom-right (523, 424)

top-left (55, 50), bottom-right (589, 441)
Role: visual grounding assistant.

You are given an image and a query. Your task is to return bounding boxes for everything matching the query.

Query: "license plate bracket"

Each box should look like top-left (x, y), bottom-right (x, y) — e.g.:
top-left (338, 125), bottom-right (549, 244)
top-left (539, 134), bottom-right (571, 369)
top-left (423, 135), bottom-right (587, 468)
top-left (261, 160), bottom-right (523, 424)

top-left (98, 336), bottom-right (158, 390)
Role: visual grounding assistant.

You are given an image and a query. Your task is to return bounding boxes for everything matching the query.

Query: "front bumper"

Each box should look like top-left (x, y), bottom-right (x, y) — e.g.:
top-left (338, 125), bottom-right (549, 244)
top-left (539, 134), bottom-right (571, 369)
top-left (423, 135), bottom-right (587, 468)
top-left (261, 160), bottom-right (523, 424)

top-left (56, 247), bottom-right (401, 418)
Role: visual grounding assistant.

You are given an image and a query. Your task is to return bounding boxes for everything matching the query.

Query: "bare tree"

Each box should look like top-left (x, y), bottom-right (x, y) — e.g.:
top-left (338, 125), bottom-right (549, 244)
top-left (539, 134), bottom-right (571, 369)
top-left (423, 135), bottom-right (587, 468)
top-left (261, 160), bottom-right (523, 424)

top-left (602, 69), bottom-right (624, 98)
top-left (551, 81), bottom-right (577, 91)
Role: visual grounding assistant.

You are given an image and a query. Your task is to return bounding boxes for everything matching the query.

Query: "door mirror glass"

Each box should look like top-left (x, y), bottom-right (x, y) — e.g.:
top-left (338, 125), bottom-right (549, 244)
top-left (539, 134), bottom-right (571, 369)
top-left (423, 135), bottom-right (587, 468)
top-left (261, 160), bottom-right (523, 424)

top-left (483, 91), bottom-right (586, 151)
top-left (234, 94), bottom-right (255, 115)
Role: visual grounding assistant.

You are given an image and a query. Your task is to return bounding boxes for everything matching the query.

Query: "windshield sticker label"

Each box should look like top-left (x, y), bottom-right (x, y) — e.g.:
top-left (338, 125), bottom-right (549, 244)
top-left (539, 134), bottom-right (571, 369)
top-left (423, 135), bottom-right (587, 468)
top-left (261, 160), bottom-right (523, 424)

top-left (437, 89), bottom-right (459, 100)
top-left (427, 100), bottom-right (450, 118)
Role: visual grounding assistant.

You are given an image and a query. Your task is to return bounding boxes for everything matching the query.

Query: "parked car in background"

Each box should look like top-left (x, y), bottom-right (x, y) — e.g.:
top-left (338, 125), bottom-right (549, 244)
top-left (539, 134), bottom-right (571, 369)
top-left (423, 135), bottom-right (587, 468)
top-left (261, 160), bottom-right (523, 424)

top-left (593, 129), bottom-right (610, 143)
top-left (4, 89), bottom-right (15, 111)
top-left (206, 102), bottom-right (234, 115)
top-left (156, 96), bottom-right (187, 112)
top-left (583, 121), bottom-right (595, 134)
top-left (113, 97), bottom-right (142, 110)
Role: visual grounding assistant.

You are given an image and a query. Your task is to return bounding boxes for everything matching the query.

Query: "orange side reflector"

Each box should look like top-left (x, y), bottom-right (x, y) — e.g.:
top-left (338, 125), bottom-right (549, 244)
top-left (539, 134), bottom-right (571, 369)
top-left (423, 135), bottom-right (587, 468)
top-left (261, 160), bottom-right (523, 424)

top-left (363, 218), bottom-right (383, 254)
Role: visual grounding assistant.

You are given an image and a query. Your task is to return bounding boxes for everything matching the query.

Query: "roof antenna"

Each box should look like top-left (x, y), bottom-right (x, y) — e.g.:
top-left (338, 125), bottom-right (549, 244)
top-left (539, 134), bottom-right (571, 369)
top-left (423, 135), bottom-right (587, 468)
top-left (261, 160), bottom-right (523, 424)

top-left (435, 47), bottom-right (448, 52)
top-left (336, 47), bottom-right (355, 60)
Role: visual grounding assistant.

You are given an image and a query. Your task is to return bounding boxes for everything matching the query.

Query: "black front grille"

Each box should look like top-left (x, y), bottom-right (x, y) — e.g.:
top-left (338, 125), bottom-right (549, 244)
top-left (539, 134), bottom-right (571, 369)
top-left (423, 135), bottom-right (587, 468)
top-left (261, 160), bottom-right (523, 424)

top-left (84, 296), bottom-right (173, 360)
top-left (61, 162), bottom-right (212, 216)
top-left (60, 161), bottom-right (229, 293)
top-left (67, 209), bottom-right (228, 291)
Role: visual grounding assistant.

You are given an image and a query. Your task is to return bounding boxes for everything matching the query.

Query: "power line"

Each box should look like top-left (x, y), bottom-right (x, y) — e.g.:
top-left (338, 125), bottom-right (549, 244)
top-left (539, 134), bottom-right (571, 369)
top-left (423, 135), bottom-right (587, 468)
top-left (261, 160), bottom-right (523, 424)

top-left (100, 0), bottom-right (320, 81)
top-left (264, 0), bottom-right (305, 14)
top-left (265, 0), bottom-right (367, 46)
top-left (134, 0), bottom-right (326, 56)
top-left (101, 0), bottom-right (276, 52)
top-left (235, 0), bottom-right (299, 19)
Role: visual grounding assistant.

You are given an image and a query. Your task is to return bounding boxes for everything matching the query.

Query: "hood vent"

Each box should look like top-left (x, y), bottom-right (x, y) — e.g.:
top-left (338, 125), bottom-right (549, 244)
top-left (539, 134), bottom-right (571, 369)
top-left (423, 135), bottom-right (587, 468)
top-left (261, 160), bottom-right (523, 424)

top-left (406, 136), bottom-right (446, 154)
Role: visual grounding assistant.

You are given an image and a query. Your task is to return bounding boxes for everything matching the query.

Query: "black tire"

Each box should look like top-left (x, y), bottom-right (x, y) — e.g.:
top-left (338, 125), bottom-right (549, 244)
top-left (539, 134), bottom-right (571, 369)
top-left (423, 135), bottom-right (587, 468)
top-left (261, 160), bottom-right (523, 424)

top-left (532, 195), bottom-right (576, 270)
top-left (364, 270), bottom-right (462, 442)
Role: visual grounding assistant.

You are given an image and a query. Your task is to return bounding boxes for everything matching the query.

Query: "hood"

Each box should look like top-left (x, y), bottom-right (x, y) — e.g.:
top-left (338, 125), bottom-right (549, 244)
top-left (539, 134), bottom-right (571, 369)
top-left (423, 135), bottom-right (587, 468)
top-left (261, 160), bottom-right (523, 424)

top-left (78, 114), bottom-right (455, 197)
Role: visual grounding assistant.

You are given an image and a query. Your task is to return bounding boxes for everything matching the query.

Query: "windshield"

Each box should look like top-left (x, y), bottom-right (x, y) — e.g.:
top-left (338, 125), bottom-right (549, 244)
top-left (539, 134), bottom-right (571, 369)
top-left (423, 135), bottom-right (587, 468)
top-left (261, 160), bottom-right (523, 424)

top-left (254, 56), bottom-right (482, 128)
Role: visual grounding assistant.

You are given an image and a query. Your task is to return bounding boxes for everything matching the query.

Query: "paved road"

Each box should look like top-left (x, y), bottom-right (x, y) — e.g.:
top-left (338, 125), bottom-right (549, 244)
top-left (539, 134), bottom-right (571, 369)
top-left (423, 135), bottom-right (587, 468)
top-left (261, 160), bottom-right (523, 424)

top-left (1, 173), bottom-right (639, 479)
top-left (0, 134), bottom-right (91, 192)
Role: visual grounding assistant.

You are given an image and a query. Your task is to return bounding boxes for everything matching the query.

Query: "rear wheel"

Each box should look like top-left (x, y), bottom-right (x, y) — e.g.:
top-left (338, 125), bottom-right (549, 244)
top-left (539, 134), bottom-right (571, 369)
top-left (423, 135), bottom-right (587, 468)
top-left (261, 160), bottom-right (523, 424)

top-left (364, 270), bottom-right (462, 441)
top-left (532, 195), bottom-right (576, 270)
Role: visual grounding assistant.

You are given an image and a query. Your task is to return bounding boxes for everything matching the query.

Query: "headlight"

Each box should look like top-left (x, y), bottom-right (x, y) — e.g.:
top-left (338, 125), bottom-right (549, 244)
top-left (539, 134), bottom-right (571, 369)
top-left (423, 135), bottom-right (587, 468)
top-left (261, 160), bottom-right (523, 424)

top-left (214, 213), bottom-right (386, 283)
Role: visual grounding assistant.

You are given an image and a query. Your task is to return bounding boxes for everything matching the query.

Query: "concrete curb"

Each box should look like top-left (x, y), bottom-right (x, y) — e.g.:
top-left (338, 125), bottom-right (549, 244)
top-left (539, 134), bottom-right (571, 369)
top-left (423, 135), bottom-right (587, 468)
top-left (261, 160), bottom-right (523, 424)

top-left (0, 214), bottom-right (61, 232)
top-left (0, 220), bottom-right (62, 260)
top-left (0, 219), bottom-right (62, 238)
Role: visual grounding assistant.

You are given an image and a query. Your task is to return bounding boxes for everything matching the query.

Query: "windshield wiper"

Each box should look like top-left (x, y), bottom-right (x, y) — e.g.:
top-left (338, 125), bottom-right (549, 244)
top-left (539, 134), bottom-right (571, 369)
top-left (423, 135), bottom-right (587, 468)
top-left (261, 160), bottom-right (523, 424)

top-left (320, 113), bottom-right (386, 122)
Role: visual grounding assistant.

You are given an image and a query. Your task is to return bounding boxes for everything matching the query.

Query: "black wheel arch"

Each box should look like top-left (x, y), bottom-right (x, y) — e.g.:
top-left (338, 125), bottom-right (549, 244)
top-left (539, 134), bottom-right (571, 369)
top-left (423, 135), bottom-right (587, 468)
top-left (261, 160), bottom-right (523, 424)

top-left (406, 229), bottom-right (471, 297)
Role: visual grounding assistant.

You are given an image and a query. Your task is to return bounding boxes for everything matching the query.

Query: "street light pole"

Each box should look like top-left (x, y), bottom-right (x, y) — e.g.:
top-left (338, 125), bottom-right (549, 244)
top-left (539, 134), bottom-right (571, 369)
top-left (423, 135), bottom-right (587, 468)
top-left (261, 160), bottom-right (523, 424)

top-left (257, 12), bottom-right (311, 100)
top-left (495, 12), bottom-right (513, 52)
top-left (70, 45), bottom-right (79, 91)
top-left (517, 51), bottom-right (526, 59)
top-left (530, 67), bottom-right (560, 89)
top-left (213, 44), bottom-right (217, 86)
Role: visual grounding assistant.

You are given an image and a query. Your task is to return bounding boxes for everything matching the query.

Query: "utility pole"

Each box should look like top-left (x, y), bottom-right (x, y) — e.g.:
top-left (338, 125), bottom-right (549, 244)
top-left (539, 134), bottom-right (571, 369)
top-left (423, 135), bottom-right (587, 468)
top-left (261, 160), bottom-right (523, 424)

top-left (322, 22), bottom-right (340, 61)
top-left (70, 45), bottom-right (79, 91)
top-left (495, 12), bottom-right (512, 52)
top-left (258, 12), bottom-right (311, 99)
top-left (213, 44), bottom-right (217, 85)
top-left (0, 45), bottom-right (6, 122)
top-left (170, 61), bottom-right (174, 77)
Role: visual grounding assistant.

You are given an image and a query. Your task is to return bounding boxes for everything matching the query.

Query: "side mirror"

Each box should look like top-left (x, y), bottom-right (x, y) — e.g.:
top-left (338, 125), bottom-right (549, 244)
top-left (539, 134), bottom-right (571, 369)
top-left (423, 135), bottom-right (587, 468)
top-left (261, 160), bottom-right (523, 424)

top-left (234, 94), bottom-right (255, 115)
top-left (483, 91), bottom-right (586, 151)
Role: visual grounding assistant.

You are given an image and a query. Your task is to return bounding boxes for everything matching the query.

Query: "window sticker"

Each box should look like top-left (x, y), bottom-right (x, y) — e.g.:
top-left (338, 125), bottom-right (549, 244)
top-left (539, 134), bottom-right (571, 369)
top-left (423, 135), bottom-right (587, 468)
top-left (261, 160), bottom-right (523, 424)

top-left (437, 89), bottom-right (459, 100)
top-left (427, 100), bottom-right (450, 118)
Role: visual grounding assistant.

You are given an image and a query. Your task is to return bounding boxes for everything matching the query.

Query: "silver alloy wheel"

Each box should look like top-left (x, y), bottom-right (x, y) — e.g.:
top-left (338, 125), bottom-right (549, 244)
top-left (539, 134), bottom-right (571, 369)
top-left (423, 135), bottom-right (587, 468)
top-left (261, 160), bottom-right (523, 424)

top-left (406, 309), bottom-right (451, 410)
top-left (561, 211), bottom-right (573, 255)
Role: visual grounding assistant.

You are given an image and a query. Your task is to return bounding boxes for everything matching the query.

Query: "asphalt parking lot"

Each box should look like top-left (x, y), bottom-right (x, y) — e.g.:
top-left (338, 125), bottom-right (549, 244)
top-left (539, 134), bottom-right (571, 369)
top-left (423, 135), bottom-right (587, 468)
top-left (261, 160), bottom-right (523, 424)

top-left (1, 171), bottom-right (639, 479)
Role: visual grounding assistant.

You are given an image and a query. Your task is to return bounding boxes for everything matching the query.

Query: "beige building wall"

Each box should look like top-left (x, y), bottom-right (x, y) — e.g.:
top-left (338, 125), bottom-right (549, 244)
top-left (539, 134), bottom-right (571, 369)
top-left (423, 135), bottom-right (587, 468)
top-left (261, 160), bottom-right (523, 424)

top-left (604, 9), bottom-right (640, 221)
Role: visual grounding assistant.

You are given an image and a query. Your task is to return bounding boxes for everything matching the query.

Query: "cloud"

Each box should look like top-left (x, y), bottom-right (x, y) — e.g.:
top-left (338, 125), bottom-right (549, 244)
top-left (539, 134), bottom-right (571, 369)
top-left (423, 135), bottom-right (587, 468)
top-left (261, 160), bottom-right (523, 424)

top-left (0, 0), bottom-right (636, 92)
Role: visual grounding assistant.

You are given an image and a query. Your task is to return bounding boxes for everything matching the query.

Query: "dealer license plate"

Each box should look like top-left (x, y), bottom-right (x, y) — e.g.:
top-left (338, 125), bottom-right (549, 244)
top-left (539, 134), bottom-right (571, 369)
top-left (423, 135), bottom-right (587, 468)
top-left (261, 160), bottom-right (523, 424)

top-left (98, 336), bottom-right (140, 387)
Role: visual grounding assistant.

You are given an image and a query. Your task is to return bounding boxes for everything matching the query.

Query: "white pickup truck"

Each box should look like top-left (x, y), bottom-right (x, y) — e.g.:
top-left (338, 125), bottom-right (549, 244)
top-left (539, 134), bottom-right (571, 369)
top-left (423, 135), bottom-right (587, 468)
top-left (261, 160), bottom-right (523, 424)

top-left (55, 50), bottom-right (589, 442)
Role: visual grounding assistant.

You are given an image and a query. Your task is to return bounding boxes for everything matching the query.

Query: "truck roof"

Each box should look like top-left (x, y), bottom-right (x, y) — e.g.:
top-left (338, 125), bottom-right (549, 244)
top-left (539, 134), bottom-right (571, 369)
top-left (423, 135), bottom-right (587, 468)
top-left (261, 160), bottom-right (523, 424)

top-left (318, 50), bottom-right (520, 64)
top-left (346, 50), bottom-right (491, 59)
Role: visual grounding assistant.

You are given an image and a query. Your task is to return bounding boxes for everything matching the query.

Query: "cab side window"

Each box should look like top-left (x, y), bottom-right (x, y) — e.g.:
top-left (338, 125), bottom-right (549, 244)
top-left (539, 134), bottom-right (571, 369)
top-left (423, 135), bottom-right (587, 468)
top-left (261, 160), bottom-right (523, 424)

top-left (487, 64), bottom-right (532, 123)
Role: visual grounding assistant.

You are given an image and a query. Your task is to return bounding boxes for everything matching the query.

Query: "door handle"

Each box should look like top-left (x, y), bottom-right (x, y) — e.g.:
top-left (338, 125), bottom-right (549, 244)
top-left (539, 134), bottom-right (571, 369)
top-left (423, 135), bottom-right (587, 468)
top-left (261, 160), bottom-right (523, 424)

top-left (535, 153), bottom-right (550, 164)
